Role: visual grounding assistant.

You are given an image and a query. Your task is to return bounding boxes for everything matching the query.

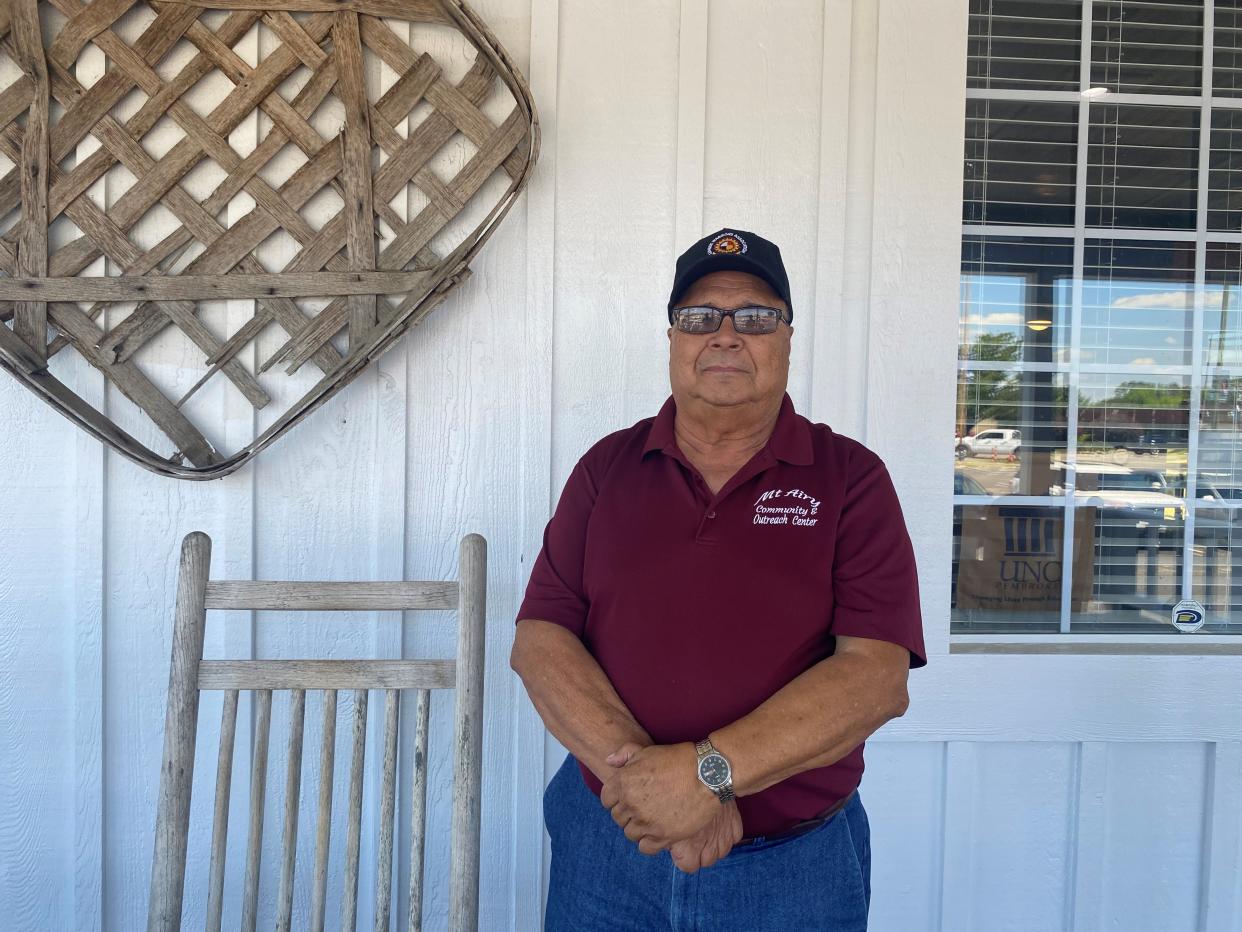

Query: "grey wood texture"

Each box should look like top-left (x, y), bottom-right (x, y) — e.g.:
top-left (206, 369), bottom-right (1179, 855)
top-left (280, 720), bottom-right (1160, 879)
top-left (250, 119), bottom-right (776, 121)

top-left (309, 688), bottom-right (337, 932)
top-left (240, 688), bottom-right (272, 932)
top-left (375, 689), bottom-right (401, 932)
top-left (407, 689), bottom-right (431, 932)
top-left (0, 0), bottom-right (539, 479)
top-left (205, 689), bottom-right (239, 932)
top-left (205, 580), bottom-right (458, 611)
top-left (341, 687), bottom-right (369, 932)
top-left (275, 688), bottom-right (306, 932)
top-left (449, 534), bottom-right (486, 932)
top-left (334, 10), bottom-right (377, 350)
top-left (197, 660), bottom-right (457, 690)
top-left (145, 532), bottom-right (486, 930)
top-left (9, 0), bottom-right (48, 366)
top-left (146, 532), bottom-right (211, 932)
top-left (0, 269), bottom-right (435, 301)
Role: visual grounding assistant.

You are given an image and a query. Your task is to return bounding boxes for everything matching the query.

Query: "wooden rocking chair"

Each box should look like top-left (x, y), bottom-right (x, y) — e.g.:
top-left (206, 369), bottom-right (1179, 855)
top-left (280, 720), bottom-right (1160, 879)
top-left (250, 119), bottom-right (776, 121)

top-left (146, 531), bottom-right (486, 931)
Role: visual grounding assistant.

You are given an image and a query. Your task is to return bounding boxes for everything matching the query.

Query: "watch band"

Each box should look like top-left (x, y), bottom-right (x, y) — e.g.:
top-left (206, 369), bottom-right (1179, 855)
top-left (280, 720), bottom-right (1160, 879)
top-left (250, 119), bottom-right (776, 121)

top-left (694, 738), bottom-right (735, 804)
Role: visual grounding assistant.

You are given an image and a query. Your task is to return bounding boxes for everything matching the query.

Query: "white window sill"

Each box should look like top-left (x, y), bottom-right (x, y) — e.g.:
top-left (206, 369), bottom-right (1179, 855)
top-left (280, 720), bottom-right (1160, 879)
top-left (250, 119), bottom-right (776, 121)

top-left (950, 634), bottom-right (1242, 655)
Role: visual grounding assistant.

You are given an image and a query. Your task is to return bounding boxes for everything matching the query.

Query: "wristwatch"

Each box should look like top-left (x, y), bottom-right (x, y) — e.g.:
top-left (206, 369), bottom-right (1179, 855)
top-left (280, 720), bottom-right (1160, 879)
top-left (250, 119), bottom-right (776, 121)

top-left (694, 738), bottom-right (735, 803)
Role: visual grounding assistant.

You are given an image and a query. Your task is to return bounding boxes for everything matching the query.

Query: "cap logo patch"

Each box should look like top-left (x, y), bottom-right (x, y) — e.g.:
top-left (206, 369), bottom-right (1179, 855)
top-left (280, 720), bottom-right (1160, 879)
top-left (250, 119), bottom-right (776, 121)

top-left (707, 232), bottom-right (748, 256)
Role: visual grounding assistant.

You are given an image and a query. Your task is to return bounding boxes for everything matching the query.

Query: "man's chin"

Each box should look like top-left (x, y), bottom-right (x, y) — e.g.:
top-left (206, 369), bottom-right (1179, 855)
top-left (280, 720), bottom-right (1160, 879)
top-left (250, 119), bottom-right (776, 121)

top-left (692, 389), bottom-right (754, 409)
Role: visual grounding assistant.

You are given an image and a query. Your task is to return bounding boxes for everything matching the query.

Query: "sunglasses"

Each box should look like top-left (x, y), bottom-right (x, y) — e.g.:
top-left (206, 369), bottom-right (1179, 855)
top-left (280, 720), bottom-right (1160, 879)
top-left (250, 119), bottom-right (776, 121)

top-left (671, 305), bottom-right (788, 335)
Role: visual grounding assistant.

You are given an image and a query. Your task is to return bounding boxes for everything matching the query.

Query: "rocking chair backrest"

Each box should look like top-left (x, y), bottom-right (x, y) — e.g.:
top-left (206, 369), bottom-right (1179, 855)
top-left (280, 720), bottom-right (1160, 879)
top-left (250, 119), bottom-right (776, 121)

top-left (146, 531), bottom-right (486, 932)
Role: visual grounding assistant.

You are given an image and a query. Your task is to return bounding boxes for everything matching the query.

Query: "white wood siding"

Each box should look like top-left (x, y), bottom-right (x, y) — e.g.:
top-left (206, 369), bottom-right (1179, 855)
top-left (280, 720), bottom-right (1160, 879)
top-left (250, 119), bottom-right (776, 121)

top-left (3, 1), bottom-right (1240, 930)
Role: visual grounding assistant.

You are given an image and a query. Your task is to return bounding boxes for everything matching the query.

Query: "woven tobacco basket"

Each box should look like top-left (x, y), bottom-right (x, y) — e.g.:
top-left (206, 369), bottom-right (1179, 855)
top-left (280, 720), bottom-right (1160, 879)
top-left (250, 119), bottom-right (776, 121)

top-left (0, 0), bottom-right (537, 478)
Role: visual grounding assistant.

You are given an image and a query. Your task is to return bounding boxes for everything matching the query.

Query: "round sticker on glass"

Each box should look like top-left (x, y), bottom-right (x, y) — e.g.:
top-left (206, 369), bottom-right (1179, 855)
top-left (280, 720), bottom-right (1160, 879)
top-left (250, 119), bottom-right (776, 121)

top-left (1171, 599), bottom-right (1206, 633)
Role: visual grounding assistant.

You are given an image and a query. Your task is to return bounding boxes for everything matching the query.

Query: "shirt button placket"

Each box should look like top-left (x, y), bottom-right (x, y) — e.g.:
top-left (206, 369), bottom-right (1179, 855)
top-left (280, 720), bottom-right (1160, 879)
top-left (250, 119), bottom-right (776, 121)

top-left (697, 500), bottom-right (720, 542)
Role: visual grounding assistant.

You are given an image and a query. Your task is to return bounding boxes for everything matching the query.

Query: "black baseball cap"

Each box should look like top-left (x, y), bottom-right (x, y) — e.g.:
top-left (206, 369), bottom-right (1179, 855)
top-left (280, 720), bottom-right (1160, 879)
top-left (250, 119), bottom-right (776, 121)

top-left (667, 228), bottom-right (793, 324)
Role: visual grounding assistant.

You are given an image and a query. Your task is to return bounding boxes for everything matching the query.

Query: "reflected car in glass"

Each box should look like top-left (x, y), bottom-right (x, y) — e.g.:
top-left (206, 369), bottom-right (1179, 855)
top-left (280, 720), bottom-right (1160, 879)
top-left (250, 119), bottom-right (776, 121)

top-left (960, 428), bottom-right (1022, 458)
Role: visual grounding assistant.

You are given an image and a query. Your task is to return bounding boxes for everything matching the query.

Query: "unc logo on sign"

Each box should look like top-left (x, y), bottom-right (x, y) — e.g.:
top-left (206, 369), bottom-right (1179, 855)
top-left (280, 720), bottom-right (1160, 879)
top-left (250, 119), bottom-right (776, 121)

top-left (1171, 600), bottom-right (1206, 633)
top-left (998, 514), bottom-right (1061, 584)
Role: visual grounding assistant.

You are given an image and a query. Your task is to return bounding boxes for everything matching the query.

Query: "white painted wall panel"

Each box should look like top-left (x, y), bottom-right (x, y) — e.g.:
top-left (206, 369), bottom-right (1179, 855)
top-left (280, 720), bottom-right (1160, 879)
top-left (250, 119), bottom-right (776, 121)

top-left (703, 0), bottom-right (824, 408)
top-left (0, 376), bottom-right (75, 932)
top-left (1100, 743), bottom-right (1211, 932)
top-left (102, 477), bottom-right (221, 930)
top-left (965, 742), bottom-right (1076, 932)
top-left (551, 0), bottom-right (680, 460)
top-left (2, 1), bottom-right (1241, 930)
top-left (862, 741), bottom-right (944, 932)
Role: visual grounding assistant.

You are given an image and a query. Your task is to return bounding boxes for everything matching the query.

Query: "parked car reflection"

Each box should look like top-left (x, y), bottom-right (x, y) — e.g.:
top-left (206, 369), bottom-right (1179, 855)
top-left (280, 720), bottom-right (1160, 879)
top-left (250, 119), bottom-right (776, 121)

top-left (954, 470), bottom-right (988, 496)
top-left (955, 461), bottom-right (1185, 618)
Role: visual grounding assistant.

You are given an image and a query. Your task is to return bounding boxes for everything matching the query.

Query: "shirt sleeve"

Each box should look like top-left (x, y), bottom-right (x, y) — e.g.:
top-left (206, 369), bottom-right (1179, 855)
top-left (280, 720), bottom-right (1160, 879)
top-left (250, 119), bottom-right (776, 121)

top-left (830, 452), bottom-right (927, 668)
top-left (516, 457), bottom-right (598, 638)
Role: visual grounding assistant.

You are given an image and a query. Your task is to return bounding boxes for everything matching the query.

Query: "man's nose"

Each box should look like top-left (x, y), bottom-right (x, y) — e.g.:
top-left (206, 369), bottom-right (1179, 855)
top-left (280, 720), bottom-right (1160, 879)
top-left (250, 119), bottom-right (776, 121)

top-left (709, 317), bottom-right (743, 349)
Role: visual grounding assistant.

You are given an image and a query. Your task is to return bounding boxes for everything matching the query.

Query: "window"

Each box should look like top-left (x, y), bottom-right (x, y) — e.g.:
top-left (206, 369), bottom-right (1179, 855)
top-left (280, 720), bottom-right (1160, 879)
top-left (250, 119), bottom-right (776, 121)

top-left (956, 0), bottom-right (1242, 636)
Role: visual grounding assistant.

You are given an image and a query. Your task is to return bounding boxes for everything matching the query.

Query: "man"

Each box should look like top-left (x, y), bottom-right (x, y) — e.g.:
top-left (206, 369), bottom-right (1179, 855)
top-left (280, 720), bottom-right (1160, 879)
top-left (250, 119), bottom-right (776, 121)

top-left (511, 228), bottom-right (926, 931)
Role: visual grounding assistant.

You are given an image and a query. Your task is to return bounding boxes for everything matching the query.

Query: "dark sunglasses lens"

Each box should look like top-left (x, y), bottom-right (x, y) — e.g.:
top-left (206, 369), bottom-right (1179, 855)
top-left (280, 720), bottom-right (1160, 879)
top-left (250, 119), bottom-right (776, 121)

top-left (676, 309), bottom-right (722, 333)
top-left (734, 308), bottom-right (780, 333)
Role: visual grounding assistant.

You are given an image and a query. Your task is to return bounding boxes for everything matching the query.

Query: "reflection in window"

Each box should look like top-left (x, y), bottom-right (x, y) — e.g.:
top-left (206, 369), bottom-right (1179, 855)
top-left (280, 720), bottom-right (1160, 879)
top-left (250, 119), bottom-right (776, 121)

top-left (965, 101), bottom-right (1078, 227)
top-left (1207, 111), bottom-right (1242, 231)
top-left (961, 237), bottom-right (1073, 360)
top-left (1076, 374), bottom-right (1191, 458)
top-left (959, 0), bottom-right (1242, 635)
top-left (1192, 512), bottom-right (1242, 629)
top-left (957, 369), bottom-right (1068, 497)
top-left (1070, 500), bottom-right (1188, 631)
top-left (1202, 247), bottom-right (1242, 502)
top-left (1214, 0), bottom-right (1242, 97)
top-left (1091, 0), bottom-right (1203, 95)
top-left (1087, 107), bottom-right (1199, 231)
top-left (968, 0), bottom-right (1081, 92)
top-left (1200, 381), bottom-right (1242, 500)
top-left (1205, 245), bottom-right (1242, 367)
top-left (1081, 241), bottom-right (1195, 367)
top-left (953, 505), bottom-right (1076, 632)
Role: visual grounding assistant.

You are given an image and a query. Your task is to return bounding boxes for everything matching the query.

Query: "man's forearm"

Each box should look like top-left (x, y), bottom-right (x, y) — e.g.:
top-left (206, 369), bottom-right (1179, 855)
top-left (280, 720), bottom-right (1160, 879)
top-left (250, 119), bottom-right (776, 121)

top-left (510, 619), bottom-right (652, 781)
top-left (709, 638), bottom-right (910, 797)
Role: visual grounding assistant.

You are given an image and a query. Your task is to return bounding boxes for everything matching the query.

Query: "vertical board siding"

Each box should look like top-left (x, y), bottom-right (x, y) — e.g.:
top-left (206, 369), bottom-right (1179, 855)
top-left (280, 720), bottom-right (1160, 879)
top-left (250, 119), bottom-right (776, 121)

top-left (1100, 743), bottom-right (1211, 931)
top-left (550, 0), bottom-right (680, 458)
top-left (702, 0), bottom-right (823, 409)
top-left (862, 741), bottom-right (946, 932)
top-left (808, 0), bottom-right (856, 434)
top-left (0, 372), bottom-right (76, 932)
top-left (940, 742), bottom-right (978, 932)
top-left (673, 0), bottom-right (708, 261)
top-left (1204, 742), bottom-right (1242, 932)
top-left (97, 11), bottom-right (238, 925)
top-left (3, 2), bottom-right (1242, 931)
top-left (866, 0), bottom-right (967, 661)
top-left (72, 34), bottom-right (108, 932)
top-left (958, 743), bottom-right (1076, 932)
top-left (1070, 741), bottom-right (1109, 932)
top-left (521, 0), bottom-right (559, 922)
top-left (396, 4), bottom-right (534, 927)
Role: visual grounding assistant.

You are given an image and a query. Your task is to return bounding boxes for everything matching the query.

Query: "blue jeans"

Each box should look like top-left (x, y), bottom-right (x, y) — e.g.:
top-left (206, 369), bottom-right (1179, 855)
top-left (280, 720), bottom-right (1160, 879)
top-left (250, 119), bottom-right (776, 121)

top-left (544, 754), bottom-right (871, 932)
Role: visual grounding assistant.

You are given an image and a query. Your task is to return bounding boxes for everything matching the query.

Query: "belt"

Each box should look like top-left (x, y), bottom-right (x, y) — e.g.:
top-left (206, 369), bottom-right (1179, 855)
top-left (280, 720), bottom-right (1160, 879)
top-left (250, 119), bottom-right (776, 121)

top-left (739, 790), bottom-right (855, 846)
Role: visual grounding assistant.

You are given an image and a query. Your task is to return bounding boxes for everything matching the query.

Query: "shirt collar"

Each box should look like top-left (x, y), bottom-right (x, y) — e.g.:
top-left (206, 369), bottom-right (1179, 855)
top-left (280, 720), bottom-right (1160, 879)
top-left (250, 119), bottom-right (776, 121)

top-left (642, 393), bottom-right (814, 466)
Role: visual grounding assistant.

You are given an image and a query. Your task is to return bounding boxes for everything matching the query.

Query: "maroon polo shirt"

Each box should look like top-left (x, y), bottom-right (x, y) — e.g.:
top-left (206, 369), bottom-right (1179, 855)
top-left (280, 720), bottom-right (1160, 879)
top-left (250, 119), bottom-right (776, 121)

top-left (518, 393), bottom-right (926, 837)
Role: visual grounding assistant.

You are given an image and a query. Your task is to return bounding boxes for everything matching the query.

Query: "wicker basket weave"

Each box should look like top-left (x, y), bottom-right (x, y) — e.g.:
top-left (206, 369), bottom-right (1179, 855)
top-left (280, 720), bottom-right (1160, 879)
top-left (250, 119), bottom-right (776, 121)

top-left (0, 0), bottom-right (537, 478)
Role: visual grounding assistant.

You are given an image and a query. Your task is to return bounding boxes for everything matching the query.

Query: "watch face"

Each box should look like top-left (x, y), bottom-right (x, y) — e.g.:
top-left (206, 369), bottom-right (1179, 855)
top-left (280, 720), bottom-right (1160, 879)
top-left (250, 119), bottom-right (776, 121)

top-left (698, 753), bottom-right (730, 788)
